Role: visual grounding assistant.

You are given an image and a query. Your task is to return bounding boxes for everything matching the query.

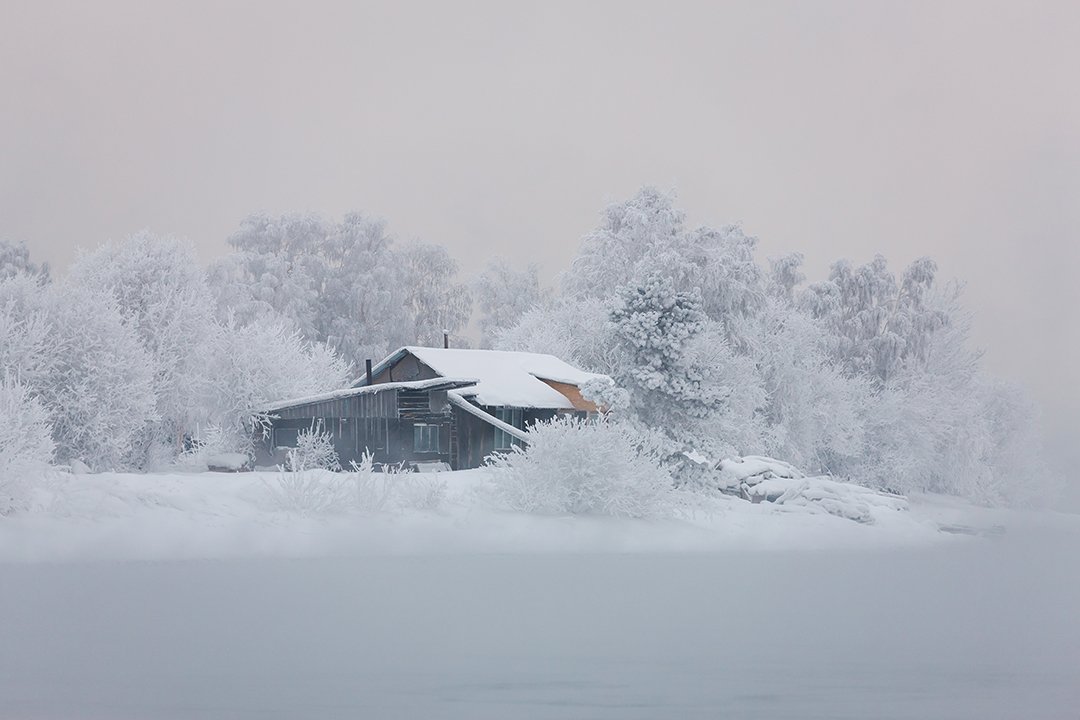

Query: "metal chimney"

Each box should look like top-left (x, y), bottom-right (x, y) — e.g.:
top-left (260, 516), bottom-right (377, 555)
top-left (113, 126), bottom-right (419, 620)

top-left (365, 359), bottom-right (373, 385)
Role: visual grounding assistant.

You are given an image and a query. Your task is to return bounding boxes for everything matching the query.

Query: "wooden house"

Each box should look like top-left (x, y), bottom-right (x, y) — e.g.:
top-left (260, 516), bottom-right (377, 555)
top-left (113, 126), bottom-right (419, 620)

top-left (254, 347), bottom-right (608, 470)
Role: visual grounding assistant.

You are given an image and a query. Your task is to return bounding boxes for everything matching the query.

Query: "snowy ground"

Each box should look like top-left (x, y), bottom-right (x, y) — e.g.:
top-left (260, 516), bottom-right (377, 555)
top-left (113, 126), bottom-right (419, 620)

top-left (2, 469), bottom-right (1079, 718)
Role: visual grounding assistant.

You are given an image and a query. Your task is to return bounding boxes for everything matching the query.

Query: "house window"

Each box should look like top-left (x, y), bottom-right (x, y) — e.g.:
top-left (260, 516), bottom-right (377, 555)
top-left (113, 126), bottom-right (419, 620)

top-left (273, 427), bottom-right (299, 449)
top-left (413, 423), bottom-right (439, 453)
top-left (493, 407), bottom-right (523, 450)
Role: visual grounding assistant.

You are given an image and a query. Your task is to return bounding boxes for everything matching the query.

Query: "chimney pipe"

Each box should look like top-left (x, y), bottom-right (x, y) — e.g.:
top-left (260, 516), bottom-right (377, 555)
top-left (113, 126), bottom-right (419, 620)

top-left (443, 330), bottom-right (449, 349)
top-left (365, 359), bottom-right (373, 385)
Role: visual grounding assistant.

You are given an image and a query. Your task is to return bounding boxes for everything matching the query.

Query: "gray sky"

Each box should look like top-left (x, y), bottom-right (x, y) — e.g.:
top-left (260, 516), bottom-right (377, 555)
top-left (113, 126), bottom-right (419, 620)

top-left (1, 0), bottom-right (1077, 477)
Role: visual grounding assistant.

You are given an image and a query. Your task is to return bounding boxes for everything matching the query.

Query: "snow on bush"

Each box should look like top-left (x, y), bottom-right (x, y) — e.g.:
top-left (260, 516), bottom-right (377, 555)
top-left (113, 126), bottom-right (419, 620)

top-left (286, 425), bottom-right (342, 472)
top-left (0, 374), bottom-right (55, 514)
top-left (488, 416), bottom-right (676, 518)
top-left (352, 454), bottom-right (446, 514)
top-left (263, 468), bottom-right (354, 517)
top-left (264, 452), bottom-right (446, 516)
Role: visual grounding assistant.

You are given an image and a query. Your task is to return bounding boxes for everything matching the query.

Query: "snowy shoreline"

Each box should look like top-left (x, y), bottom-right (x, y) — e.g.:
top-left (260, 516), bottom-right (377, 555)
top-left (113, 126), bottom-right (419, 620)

top-left (4, 468), bottom-right (1073, 565)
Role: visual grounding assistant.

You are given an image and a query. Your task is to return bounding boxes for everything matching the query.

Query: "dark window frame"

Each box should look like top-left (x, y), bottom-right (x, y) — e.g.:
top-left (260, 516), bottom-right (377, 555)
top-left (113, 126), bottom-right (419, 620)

top-left (493, 407), bottom-right (523, 450)
top-left (413, 423), bottom-right (440, 453)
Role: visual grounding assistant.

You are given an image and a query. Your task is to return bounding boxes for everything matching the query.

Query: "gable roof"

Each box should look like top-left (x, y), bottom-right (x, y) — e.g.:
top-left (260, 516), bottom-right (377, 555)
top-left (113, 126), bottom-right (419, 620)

top-left (359, 346), bottom-right (609, 410)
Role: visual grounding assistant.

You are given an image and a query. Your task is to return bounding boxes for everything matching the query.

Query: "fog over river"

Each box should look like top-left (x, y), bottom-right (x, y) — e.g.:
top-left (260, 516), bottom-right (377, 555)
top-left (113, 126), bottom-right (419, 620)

top-left (3, 529), bottom-right (1078, 719)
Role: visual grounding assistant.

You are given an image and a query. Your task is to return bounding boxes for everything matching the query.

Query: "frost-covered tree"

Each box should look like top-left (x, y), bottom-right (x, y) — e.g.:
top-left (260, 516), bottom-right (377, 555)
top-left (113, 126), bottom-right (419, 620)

top-left (0, 239), bottom-right (49, 281)
top-left (205, 316), bottom-right (351, 453)
top-left (494, 297), bottom-right (619, 375)
top-left (754, 298), bottom-right (869, 474)
top-left (0, 374), bottom-right (55, 513)
top-left (562, 187), bottom-right (765, 350)
top-left (502, 187), bottom-right (1054, 505)
top-left (766, 252), bottom-right (806, 301)
top-left (209, 212), bottom-right (328, 339)
top-left (400, 240), bottom-right (472, 348)
top-left (830, 288), bottom-right (1016, 500)
top-left (598, 274), bottom-right (763, 461)
top-left (608, 274), bottom-right (710, 421)
top-left (68, 233), bottom-right (218, 459)
top-left (34, 280), bottom-right (158, 470)
top-left (210, 212), bottom-right (472, 366)
top-left (976, 379), bottom-right (1056, 507)
top-left (563, 187), bottom-right (685, 298)
top-left (473, 258), bottom-right (544, 348)
top-left (317, 214), bottom-right (407, 364)
top-left (0, 273), bottom-right (54, 390)
top-left (801, 255), bottom-right (947, 385)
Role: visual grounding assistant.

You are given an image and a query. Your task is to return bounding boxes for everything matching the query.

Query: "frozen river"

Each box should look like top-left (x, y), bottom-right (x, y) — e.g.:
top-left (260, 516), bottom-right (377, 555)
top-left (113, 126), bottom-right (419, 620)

top-left (2, 535), bottom-right (1078, 719)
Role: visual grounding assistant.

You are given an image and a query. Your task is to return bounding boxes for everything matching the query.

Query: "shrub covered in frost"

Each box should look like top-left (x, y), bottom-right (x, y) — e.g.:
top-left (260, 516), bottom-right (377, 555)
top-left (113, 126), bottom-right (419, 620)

top-left (264, 451), bottom-right (446, 516)
top-left (286, 424), bottom-right (342, 472)
top-left (0, 375), bottom-right (55, 513)
top-left (263, 468), bottom-right (354, 516)
top-left (352, 454), bottom-right (446, 514)
top-left (488, 415), bottom-right (675, 518)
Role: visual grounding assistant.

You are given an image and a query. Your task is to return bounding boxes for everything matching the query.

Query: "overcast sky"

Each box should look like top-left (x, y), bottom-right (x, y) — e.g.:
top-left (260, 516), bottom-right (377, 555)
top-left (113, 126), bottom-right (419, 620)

top-left (2, 0), bottom-right (1077, 476)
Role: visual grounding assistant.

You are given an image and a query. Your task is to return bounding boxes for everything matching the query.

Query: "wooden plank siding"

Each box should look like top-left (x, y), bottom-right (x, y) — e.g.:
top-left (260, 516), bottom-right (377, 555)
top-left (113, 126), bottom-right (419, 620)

top-left (255, 384), bottom-right (455, 469)
top-left (258, 349), bottom-right (601, 471)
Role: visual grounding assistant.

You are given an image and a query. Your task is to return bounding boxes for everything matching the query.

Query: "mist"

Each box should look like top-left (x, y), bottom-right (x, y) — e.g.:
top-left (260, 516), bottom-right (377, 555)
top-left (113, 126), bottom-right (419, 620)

top-left (3, 532), bottom-right (1078, 719)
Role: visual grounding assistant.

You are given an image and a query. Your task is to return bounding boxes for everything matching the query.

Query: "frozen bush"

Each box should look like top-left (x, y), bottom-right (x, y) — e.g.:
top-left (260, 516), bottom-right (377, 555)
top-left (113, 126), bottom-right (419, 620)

top-left (265, 452), bottom-right (447, 516)
top-left (286, 425), bottom-right (341, 472)
top-left (489, 416), bottom-right (675, 518)
top-left (263, 468), bottom-right (353, 516)
top-left (0, 375), bottom-right (55, 514)
top-left (351, 453), bottom-right (446, 513)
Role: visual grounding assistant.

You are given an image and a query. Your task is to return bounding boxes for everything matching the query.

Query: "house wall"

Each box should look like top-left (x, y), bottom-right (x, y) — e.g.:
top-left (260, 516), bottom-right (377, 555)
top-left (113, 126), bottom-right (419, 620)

top-left (256, 385), bottom-right (454, 469)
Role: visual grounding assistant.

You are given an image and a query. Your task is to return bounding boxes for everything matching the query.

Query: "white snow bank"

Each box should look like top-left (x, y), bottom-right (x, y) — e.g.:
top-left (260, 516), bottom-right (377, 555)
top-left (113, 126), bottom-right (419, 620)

top-left (714, 455), bottom-right (906, 523)
top-left (746, 476), bottom-right (908, 524)
top-left (716, 454), bottom-right (804, 490)
top-left (0, 466), bottom-right (1021, 563)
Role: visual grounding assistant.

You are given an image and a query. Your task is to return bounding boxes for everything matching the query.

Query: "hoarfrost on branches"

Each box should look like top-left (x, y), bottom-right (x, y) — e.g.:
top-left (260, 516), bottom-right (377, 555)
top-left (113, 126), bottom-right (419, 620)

top-left (0, 374), bottom-right (54, 513)
top-left (0, 187), bottom-right (1058, 507)
top-left (488, 416), bottom-right (676, 518)
top-left (473, 258), bottom-right (544, 348)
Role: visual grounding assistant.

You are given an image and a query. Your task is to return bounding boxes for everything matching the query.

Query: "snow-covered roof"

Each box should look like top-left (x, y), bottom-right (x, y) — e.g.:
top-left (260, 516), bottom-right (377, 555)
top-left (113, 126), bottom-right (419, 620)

top-left (360, 346), bottom-right (609, 410)
top-left (261, 377), bottom-right (477, 413)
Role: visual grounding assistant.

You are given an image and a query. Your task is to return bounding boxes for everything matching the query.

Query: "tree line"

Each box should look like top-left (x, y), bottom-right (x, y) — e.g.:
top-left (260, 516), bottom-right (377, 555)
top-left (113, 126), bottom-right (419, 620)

top-left (0, 187), bottom-right (1052, 508)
